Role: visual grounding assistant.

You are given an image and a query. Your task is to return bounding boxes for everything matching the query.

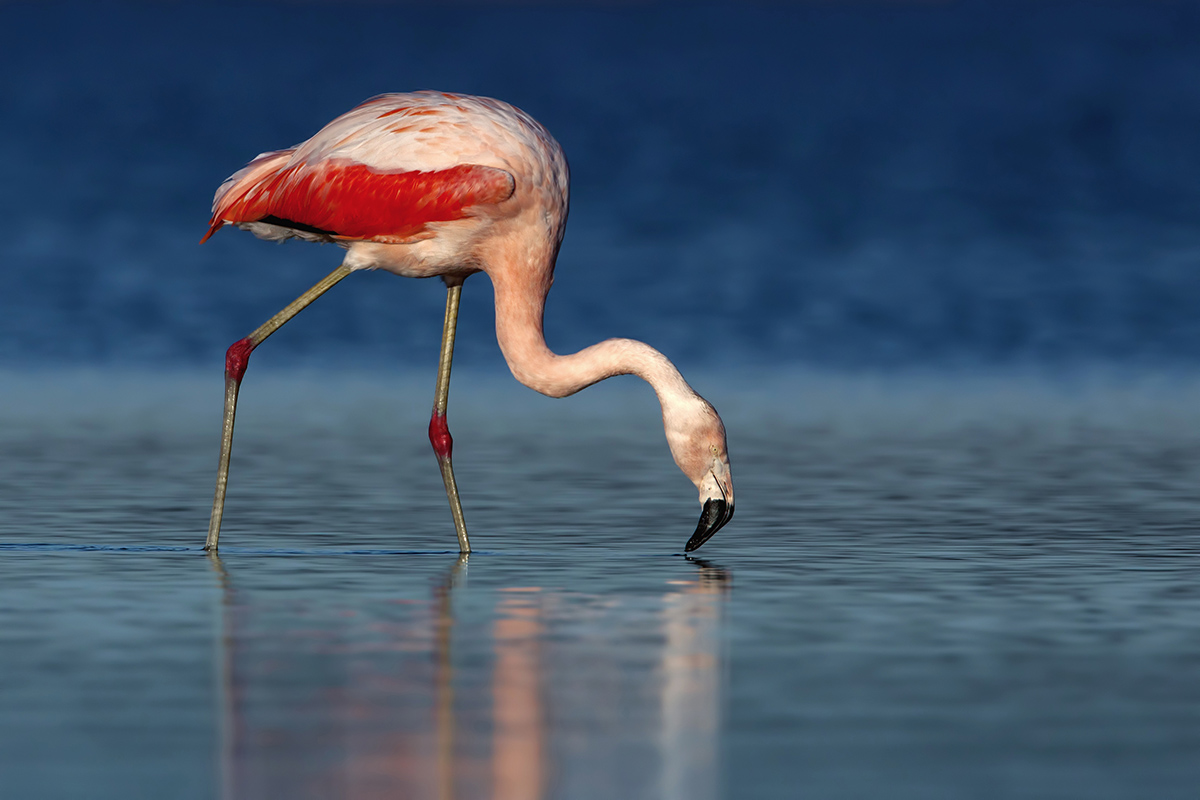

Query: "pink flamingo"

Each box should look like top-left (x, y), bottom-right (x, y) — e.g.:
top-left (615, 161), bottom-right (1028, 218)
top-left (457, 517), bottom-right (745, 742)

top-left (201, 91), bottom-right (734, 554)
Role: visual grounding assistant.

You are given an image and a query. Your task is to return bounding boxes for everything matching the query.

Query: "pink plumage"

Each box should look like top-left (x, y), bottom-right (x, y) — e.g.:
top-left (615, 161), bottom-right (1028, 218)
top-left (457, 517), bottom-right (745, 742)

top-left (201, 93), bottom-right (521, 244)
top-left (202, 91), bottom-right (734, 553)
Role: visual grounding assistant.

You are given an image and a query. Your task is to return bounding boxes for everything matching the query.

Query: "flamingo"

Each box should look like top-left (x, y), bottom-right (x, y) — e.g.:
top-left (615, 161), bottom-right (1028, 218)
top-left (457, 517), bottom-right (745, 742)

top-left (201, 91), bottom-right (734, 554)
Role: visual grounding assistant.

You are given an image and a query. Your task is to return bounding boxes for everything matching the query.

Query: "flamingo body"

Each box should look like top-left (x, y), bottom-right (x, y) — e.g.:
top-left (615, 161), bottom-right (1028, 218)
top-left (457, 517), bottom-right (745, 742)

top-left (204, 92), bottom-right (567, 280)
top-left (203, 91), bottom-right (733, 551)
top-left (202, 161), bottom-right (514, 245)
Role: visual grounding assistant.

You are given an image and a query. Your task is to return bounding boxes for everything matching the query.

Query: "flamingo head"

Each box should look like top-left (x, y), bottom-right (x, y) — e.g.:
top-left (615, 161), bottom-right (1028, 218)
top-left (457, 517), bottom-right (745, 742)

top-left (663, 394), bottom-right (735, 552)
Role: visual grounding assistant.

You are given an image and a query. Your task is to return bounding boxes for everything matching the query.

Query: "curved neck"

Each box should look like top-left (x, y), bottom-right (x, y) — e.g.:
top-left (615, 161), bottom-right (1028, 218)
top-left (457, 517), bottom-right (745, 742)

top-left (491, 270), bottom-right (695, 404)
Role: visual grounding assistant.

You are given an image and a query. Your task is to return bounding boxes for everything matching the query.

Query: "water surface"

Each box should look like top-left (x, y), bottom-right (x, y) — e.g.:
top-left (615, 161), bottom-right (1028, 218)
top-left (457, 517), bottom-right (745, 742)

top-left (3, 372), bottom-right (1200, 798)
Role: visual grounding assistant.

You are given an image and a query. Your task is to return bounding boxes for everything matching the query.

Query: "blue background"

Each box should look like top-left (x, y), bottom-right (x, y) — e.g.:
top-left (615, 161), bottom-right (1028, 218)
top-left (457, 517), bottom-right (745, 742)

top-left (6, 7), bottom-right (1200, 798)
top-left (2, 0), bottom-right (1199, 371)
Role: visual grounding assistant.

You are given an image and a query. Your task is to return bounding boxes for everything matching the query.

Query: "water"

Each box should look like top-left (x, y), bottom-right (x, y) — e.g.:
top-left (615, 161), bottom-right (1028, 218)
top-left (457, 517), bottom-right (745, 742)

top-left (3, 1), bottom-right (1200, 368)
top-left (3, 372), bottom-right (1200, 798)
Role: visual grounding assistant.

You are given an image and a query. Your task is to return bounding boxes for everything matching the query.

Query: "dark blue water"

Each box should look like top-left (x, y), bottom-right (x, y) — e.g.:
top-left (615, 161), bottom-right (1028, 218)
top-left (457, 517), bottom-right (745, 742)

top-left (2, 1), bottom-right (1200, 369)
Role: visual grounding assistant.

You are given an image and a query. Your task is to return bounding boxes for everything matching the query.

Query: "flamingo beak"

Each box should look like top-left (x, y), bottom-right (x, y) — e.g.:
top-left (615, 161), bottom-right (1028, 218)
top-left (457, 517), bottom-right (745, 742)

top-left (684, 498), bottom-right (734, 552)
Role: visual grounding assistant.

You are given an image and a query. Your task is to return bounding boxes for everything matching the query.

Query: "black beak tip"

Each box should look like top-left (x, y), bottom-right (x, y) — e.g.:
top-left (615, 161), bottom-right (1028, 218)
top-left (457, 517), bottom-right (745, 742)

top-left (684, 498), bottom-right (734, 552)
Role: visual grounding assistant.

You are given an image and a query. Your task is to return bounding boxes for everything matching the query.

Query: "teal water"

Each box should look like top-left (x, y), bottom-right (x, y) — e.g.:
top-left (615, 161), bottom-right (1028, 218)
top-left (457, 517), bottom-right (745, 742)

top-left (3, 372), bottom-right (1200, 799)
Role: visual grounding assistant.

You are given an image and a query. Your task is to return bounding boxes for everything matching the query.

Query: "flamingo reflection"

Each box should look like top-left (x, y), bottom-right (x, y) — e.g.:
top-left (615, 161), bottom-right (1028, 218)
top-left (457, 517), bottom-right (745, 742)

top-left (493, 587), bottom-right (546, 799)
top-left (208, 555), bottom-right (728, 799)
top-left (661, 559), bottom-right (730, 800)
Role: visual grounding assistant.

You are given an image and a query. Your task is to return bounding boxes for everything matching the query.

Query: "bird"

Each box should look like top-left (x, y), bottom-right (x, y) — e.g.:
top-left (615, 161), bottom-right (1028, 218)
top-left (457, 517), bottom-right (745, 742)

top-left (200, 91), bottom-right (734, 554)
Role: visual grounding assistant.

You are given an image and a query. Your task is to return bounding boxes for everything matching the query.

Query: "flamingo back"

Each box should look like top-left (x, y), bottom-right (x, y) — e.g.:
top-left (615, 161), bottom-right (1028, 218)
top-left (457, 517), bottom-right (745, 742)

top-left (201, 91), bottom-right (566, 248)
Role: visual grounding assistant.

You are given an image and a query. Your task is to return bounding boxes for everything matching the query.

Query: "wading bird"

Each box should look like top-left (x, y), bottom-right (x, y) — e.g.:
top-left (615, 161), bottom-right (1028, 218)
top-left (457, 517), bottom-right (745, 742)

top-left (201, 91), bottom-right (733, 553)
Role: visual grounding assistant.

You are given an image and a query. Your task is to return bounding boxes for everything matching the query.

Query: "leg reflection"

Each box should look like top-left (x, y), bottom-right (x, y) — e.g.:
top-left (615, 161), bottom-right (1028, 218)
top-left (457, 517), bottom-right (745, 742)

top-left (208, 553), bottom-right (474, 800)
top-left (436, 554), bottom-right (469, 800)
top-left (208, 553), bottom-right (235, 800)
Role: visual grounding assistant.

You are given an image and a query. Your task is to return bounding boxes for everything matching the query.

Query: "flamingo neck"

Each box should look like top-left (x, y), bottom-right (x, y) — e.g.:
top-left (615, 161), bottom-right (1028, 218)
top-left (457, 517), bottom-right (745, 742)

top-left (491, 271), bottom-right (695, 405)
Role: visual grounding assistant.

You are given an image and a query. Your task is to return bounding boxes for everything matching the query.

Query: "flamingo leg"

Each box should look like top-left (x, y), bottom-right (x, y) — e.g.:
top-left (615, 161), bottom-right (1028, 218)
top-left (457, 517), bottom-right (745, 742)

top-left (205, 264), bottom-right (353, 551)
top-left (430, 278), bottom-right (472, 553)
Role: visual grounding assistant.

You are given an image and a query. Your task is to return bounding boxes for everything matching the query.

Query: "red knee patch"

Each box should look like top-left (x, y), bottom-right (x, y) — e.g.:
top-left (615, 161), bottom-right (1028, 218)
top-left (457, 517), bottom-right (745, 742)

top-left (428, 412), bottom-right (453, 459)
top-left (225, 338), bottom-right (255, 382)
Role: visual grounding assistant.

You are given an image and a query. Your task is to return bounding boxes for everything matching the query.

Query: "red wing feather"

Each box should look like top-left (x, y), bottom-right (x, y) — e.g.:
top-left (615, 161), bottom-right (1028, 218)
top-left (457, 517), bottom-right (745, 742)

top-left (203, 160), bottom-right (515, 243)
